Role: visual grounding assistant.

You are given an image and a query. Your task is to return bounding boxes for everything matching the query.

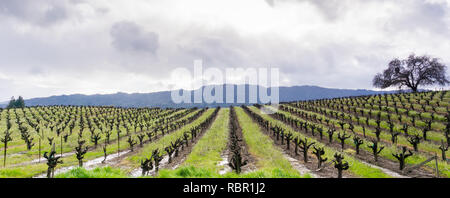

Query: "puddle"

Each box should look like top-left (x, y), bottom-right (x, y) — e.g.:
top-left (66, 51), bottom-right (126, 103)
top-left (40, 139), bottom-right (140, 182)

top-left (218, 151), bottom-right (232, 175)
top-left (34, 150), bottom-right (131, 178)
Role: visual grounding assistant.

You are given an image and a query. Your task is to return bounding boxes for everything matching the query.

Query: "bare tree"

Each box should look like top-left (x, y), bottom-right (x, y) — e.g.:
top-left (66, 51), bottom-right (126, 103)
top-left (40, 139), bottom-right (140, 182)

top-left (373, 54), bottom-right (449, 92)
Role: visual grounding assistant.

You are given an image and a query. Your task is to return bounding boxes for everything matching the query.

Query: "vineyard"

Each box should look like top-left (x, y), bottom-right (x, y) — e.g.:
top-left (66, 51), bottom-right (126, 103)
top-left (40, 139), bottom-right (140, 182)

top-left (0, 90), bottom-right (449, 178)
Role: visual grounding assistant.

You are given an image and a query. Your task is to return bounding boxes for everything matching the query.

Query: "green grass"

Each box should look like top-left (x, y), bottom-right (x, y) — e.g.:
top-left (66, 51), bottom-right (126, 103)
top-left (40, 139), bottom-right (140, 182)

top-left (178, 108), bottom-right (230, 172)
top-left (157, 166), bottom-right (219, 178)
top-left (157, 165), bottom-right (312, 178)
top-left (55, 167), bottom-right (128, 178)
top-left (0, 163), bottom-right (48, 178)
top-left (234, 107), bottom-right (308, 178)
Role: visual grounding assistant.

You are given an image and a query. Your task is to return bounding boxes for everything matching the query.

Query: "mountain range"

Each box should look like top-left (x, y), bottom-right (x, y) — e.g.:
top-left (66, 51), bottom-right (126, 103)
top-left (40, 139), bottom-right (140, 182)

top-left (3, 85), bottom-right (401, 108)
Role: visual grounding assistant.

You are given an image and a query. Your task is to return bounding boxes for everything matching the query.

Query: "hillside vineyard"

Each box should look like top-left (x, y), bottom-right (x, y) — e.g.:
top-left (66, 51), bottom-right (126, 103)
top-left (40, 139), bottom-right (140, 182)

top-left (0, 90), bottom-right (448, 178)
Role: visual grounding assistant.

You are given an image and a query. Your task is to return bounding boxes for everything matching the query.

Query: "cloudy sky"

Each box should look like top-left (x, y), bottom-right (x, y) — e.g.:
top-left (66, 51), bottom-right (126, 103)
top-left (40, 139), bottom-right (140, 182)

top-left (0, 0), bottom-right (450, 101)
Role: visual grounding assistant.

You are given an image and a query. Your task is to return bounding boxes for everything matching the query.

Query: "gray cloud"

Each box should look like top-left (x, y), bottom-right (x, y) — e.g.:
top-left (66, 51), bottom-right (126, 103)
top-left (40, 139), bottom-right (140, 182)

top-left (179, 29), bottom-right (245, 67)
top-left (298, 0), bottom-right (346, 21)
top-left (1, 0), bottom-right (450, 101)
top-left (385, 0), bottom-right (449, 34)
top-left (110, 21), bottom-right (159, 54)
top-left (170, 26), bottom-right (389, 90)
top-left (265, 0), bottom-right (349, 20)
top-left (267, 0), bottom-right (449, 25)
top-left (0, 0), bottom-right (73, 26)
top-left (265, 0), bottom-right (275, 7)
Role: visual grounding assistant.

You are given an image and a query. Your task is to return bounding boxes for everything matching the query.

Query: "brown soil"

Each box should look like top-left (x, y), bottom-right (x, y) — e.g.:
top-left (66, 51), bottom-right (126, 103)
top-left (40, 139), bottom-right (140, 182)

top-left (228, 107), bottom-right (257, 174)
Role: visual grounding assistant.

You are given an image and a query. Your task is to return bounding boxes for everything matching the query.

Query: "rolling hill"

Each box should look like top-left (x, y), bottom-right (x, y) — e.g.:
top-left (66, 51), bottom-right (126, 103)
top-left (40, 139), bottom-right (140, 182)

top-left (8, 85), bottom-right (400, 108)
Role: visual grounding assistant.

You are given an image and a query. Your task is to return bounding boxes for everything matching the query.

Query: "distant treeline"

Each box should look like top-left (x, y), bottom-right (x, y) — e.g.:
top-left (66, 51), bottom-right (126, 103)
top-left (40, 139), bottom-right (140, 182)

top-left (7, 96), bottom-right (25, 108)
